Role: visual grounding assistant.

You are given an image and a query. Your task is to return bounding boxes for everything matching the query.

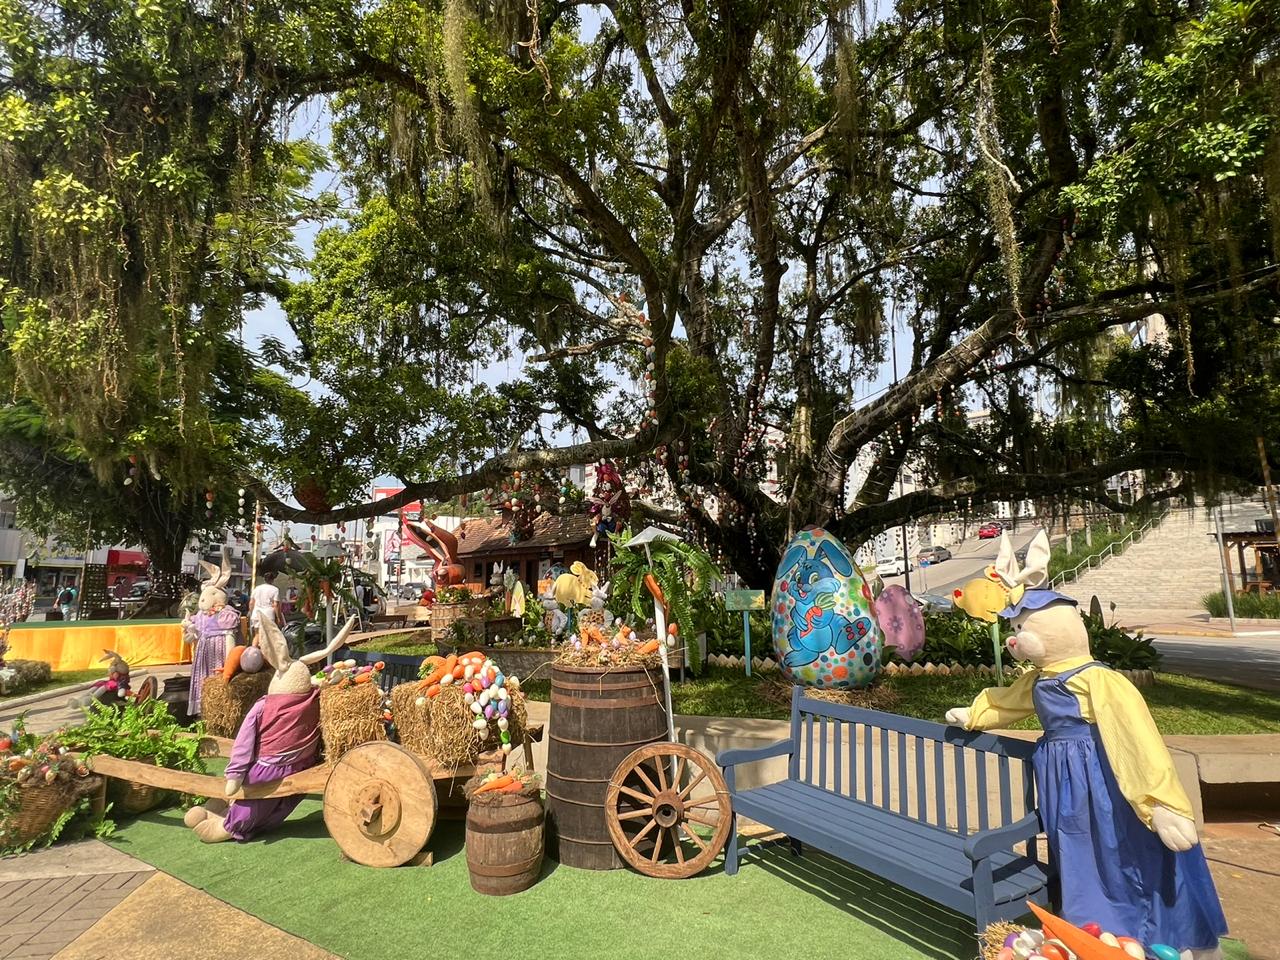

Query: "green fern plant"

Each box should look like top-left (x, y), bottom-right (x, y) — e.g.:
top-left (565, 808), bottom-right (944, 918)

top-left (607, 530), bottom-right (721, 675)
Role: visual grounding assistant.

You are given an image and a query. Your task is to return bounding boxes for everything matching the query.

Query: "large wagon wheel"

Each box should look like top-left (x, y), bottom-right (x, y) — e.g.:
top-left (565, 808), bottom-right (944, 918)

top-left (604, 742), bottom-right (732, 879)
top-left (323, 742), bottom-right (437, 867)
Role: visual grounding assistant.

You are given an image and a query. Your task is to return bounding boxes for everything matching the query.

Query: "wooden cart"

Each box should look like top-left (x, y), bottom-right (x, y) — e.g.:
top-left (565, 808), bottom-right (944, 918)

top-left (85, 727), bottom-right (542, 868)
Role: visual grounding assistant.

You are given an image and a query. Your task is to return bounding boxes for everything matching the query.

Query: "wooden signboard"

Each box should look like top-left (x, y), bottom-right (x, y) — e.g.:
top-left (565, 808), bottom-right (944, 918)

top-left (722, 589), bottom-right (767, 674)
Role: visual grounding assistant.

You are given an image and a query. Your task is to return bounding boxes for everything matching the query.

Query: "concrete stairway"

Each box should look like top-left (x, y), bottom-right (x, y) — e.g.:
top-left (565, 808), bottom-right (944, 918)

top-left (1063, 500), bottom-right (1271, 616)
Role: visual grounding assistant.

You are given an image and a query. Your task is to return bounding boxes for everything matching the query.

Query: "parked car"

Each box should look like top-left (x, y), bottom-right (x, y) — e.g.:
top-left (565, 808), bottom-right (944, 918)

top-left (914, 592), bottom-right (955, 614)
top-left (876, 555), bottom-right (912, 577)
top-left (916, 545), bottom-right (953, 565)
top-left (977, 522), bottom-right (1003, 539)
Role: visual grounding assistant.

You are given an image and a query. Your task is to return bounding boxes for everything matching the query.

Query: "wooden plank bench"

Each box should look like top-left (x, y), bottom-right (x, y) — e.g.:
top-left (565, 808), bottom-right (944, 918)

top-left (717, 687), bottom-right (1052, 931)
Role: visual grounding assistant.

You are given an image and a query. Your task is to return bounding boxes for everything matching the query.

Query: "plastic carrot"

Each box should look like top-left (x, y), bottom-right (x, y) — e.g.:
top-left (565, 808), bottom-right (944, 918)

top-left (473, 774), bottom-right (515, 795)
top-left (499, 781), bottom-right (524, 793)
top-left (637, 639), bottom-right (660, 655)
top-left (643, 573), bottom-right (665, 605)
top-left (426, 683), bottom-right (442, 698)
top-left (418, 666), bottom-right (446, 690)
top-left (442, 654), bottom-right (458, 677)
top-left (353, 672), bottom-right (373, 684)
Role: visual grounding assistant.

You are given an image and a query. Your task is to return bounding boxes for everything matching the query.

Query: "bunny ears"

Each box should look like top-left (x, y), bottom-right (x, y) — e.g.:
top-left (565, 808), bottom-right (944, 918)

top-left (982, 530), bottom-right (1076, 619)
top-left (198, 545), bottom-right (233, 589)
top-left (988, 530), bottom-right (1051, 591)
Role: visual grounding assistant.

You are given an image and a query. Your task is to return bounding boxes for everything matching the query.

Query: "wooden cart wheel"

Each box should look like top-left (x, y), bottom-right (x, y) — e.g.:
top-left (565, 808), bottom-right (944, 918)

top-left (323, 742), bottom-right (437, 867)
top-left (605, 742), bottom-right (732, 879)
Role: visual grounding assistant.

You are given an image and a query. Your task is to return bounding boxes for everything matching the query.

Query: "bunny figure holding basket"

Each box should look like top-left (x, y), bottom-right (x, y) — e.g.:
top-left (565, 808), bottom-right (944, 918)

top-left (184, 615), bottom-right (356, 843)
top-left (946, 532), bottom-right (1226, 959)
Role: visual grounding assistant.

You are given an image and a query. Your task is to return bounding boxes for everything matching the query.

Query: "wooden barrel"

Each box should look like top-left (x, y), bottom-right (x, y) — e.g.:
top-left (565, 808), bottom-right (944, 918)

top-left (545, 663), bottom-right (667, 869)
top-left (465, 792), bottom-right (545, 895)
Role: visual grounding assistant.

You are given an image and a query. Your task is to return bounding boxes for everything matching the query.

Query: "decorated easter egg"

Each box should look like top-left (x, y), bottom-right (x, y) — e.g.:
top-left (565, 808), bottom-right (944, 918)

top-left (1081, 923), bottom-right (1103, 938)
top-left (1149, 946), bottom-right (1180, 960)
top-left (772, 527), bottom-right (883, 689)
top-left (238, 646), bottom-right (264, 673)
top-left (1038, 943), bottom-right (1070, 960)
top-left (1003, 933), bottom-right (1020, 949)
top-left (874, 584), bottom-right (925, 661)
top-left (1099, 932), bottom-right (1119, 947)
top-left (996, 949), bottom-right (1014, 960)
top-left (1115, 938), bottom-right (1144, 959)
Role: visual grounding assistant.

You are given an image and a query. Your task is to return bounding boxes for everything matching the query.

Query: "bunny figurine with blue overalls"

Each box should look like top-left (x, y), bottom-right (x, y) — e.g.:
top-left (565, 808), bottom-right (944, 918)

top-left (946, 532), bottom-right (1226, 960)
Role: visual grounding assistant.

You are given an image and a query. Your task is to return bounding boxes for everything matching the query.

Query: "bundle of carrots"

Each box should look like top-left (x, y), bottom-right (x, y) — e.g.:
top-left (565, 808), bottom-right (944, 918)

top-left (312, 659), bottom-right (385, 689)
top-left (553, 618), bottom-right (674, 665)
top-left (414, 651), bottom-right (491, 699)
top-left (468, 768), bottom-right (539, 798)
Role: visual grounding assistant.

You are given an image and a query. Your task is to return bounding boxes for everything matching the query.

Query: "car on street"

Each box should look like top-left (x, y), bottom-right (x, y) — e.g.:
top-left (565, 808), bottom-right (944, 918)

top-left (876, 555), bottom-right (912, 577)
top-left (914, 592), bottom-right (955, 614)
top-left (977, 522), bottom-right (1003, 539)
top-left (916, 545), bottom-right (953, 565)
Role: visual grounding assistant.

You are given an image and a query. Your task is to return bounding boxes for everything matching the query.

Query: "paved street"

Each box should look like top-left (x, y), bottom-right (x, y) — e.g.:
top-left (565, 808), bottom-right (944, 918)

top-left (1151, 634), bottom-right (1280, 693)
top-left (879, 527), bottom-right (1040, 598)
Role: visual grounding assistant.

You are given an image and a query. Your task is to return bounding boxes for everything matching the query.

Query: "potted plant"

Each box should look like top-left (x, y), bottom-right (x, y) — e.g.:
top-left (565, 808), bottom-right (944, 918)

top-left (608, 529), bottom-right (721, 675)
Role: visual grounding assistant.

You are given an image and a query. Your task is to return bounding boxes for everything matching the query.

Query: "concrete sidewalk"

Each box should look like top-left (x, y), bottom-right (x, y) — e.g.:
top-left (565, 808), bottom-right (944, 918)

top-left (0, 665), bottom-right (192, 734)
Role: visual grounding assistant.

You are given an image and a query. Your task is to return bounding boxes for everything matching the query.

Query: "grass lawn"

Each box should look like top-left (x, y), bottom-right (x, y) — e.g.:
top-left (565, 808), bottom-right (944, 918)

top-left (522, 667), bottom-right (1280, 735)
top-left (105, 801), bottom-right (1253, 960)
top-left (0, 669), bottom-right (102, 702)
top-left (351, 629), bottom-right (437, 657)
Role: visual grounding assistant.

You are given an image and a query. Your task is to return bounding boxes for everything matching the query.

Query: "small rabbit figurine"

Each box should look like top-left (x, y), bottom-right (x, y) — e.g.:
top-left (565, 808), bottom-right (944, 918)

top-left (67, 650), bottom-right (131, 710)
top-left (184, 614), bottom-right (356, 843)
top-left (589, 581), bottom-right (612, 624)
top-left (946, 532), bottom-right (1225, 959)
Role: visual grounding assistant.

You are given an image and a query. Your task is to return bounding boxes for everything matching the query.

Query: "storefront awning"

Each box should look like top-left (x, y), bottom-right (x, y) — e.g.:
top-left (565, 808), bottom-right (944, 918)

top-left (106, 549), bottom-right (148, 570)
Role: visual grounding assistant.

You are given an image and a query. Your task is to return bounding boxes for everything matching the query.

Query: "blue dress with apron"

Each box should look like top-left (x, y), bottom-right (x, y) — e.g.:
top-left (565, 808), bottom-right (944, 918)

top-left (1032, 662), bottom-right (1227, 950)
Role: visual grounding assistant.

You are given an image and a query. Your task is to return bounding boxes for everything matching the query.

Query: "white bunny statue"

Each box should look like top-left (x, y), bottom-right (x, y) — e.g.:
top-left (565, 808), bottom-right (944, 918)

top-left (946, 531), bottom-right (1225, 959)
top-left (589, 581), bottom-right (612, 624)
top-left (184, 614), bottom-right (356, 843)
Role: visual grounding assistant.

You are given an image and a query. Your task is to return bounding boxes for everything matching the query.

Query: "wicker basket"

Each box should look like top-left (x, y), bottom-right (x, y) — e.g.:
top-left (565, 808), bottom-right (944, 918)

top-left (3, 782), bottom-right (75, 847)
top-left (104, 757), bottom-right (168, 815)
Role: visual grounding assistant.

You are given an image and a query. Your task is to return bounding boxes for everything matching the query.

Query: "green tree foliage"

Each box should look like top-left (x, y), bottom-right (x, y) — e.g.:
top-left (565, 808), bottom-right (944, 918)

top-left (0, 0), bottom-right (1276, 592)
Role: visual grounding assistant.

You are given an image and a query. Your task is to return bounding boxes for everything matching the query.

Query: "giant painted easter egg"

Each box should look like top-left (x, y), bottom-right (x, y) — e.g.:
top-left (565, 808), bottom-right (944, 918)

top-left (772, 527), bottom-right (883, 688)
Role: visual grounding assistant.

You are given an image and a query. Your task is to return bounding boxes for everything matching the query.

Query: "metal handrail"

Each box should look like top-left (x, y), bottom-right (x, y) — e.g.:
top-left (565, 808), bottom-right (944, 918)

top-left (1048, 504), bottom-right (1172, 590)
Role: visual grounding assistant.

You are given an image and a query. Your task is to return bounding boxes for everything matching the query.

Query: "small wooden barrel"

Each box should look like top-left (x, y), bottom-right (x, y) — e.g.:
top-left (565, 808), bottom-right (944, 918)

top-left (545, 663), bottom-right (667, 869)
top-left (465, 791), bottom-right (545, 895)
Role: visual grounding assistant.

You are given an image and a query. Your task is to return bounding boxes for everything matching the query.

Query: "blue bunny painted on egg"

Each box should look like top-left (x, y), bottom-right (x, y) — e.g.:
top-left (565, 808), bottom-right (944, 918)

top-left (771, 527), bottom-right (883, 689)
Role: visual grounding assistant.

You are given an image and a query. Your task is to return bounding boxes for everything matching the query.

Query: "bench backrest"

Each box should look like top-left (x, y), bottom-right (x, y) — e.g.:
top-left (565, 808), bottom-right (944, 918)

top-left (788, 686), bottom-right (1037, 838)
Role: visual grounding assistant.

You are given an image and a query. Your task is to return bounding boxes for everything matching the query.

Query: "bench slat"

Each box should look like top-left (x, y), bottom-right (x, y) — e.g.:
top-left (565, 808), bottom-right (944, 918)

top-left (879, 725), bottom-right (890, 808)
top-left (954, 744), bottom-right (968, 834)
top-left (834, 721), bottom-right (843, 794)
top-left (914, 735), bottom-right (927, 825)
top-left (976, 752), bottom-right (990, 831)
top-left (897, 731), bottom-right (909, 816)
top-left (998, 755), bottom-right (1012, 824)
top-left (804, 714), bottom-right (814, 783)
top-left (819, 716), bottom-right (828, 790)
top-left (862, 721), bottom-right (872, 804)
top-left (934, 737), bottom-right (947, 829)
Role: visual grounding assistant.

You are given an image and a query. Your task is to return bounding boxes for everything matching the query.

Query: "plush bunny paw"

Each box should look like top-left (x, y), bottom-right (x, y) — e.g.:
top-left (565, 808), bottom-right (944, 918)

top-left (183, 797), bottom-right (229, 828)
top-left (944, 707), bottom-right (971, 727)
top-left (224, 777), bottom-right (242, 798)
top-left (194, 816), bottom-right (232, 843)
top-left (1151, 805), bottom-right (1199, 852)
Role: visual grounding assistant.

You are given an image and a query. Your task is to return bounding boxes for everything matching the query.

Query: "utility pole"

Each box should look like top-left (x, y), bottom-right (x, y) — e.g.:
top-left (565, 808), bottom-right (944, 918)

top-left (1258, 436), bottom-right (1280, 536)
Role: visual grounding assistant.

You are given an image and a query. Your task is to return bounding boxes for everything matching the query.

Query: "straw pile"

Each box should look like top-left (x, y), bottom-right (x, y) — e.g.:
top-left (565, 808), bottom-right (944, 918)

top-left (761, 677), bottom-right (901, 712)
top-left (980, 921), bottom-right (1026, 960)
top-left (389, 683), bottom-right (432, 757)
top-left (319, 683), bottom-right (387, 763)
top-left (425, 685), bottom-right (526, 769)
top-left (200, 671), bottom-right (272, 737)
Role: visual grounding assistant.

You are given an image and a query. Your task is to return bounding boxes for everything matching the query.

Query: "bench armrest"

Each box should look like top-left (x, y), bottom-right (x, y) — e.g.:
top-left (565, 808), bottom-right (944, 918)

top-left (717, 738), bottom-right (793, 770)
top-left (963, 811), bottom-right (1043, 861)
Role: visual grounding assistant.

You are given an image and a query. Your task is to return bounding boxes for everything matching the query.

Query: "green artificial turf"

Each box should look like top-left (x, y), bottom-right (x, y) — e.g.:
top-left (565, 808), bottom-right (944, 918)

top-left (108, 803), bottom-right (981, 960)
top-left (522, 667), bottom-right (1280, 735)
top-left (106, 802), bottom-right (1253, 960)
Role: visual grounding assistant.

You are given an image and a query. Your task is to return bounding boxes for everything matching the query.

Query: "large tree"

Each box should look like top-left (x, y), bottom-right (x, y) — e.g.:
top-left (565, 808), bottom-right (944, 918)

top-left (2, 0), bottom-right (1278, 591)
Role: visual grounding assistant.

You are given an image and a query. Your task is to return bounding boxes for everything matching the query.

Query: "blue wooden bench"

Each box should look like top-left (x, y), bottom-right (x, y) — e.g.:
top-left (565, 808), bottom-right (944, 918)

top-left (718, 687), bottom-right (1052, 931)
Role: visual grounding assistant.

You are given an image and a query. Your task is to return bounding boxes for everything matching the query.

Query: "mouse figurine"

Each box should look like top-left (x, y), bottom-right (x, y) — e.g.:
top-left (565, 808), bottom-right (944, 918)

top-left (946, 532), bottom-right (1226, 960)
top-left (184, 614), bottom-right (356, 843)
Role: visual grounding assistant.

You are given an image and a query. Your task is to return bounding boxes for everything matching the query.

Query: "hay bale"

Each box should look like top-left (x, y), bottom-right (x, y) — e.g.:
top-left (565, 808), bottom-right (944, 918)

top-left (390, 683), bottom-right (432, 757)
top-left (424, 685), bottom-right (526, 770)
top-left (319, 684), bottom-right (387, 763)
top-left (979, 921), bottom-right (1027, 960)
top-left (201, 671), bottom-right (272, 737)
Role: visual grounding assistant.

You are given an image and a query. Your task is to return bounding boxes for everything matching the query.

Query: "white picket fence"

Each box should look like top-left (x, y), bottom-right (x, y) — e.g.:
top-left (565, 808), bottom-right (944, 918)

top-left (703, 652), bottom-right (1155, 687)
